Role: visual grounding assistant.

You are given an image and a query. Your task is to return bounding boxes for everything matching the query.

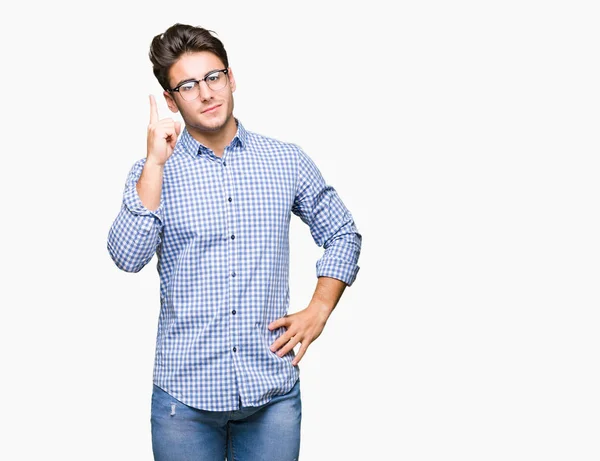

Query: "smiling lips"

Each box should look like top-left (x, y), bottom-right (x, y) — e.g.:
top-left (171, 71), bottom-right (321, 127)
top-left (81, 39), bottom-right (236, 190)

top-left (202, 104), bottom-right (221, 114)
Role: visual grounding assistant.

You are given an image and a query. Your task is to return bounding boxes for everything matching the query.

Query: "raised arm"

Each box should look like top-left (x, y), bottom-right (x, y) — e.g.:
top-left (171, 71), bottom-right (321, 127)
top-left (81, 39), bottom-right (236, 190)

top-left (107, 95), bottom-right (181, 272)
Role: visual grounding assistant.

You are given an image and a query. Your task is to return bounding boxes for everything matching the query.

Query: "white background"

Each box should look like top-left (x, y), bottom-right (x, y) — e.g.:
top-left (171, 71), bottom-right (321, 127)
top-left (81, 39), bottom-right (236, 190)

top-left (1, 1), bottom-right (599, 459)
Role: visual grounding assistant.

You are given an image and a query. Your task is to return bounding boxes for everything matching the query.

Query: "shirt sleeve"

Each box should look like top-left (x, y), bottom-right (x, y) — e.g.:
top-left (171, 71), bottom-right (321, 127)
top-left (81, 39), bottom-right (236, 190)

top-left (292, 148), bottom-right (362, 286)
top-left (107, 158), bottom-right (164, 273)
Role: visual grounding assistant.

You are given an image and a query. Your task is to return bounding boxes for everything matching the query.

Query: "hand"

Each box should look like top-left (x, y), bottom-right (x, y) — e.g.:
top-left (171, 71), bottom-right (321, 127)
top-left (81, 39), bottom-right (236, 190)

top-left (268, 304), bottom-right (331, 366)
top-left (147, 94), bottom-right (181, 166)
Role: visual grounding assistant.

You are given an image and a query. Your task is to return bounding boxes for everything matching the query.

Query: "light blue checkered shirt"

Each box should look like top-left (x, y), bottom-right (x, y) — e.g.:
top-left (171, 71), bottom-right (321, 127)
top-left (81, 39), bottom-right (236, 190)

top-left (107, 121), bottom-right (361, 411)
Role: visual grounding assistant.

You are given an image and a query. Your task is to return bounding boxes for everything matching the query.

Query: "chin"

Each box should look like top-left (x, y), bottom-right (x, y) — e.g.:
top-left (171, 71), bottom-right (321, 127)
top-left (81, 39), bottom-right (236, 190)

top-left (201, 119), bottom-right (227, 132)
top-left (184, 116), bottom-right (223, 132)
top-left (205, 112), bottom-right (233, 130)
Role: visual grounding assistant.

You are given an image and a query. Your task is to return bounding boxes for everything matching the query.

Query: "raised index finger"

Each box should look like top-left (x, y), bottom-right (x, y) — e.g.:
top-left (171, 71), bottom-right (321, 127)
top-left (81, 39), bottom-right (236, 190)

top-left (149, 94), bottom-right (159, 124)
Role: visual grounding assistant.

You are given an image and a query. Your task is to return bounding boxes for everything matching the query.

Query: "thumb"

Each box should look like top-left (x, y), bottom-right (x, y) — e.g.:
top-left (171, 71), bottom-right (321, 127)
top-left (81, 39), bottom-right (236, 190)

top-left (175, 121), bottom-right (181, 136)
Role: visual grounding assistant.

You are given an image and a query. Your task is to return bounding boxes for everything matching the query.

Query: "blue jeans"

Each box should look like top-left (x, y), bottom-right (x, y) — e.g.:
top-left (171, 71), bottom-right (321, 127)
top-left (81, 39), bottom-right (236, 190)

top-left (151, 379), bottom-right (302, 461)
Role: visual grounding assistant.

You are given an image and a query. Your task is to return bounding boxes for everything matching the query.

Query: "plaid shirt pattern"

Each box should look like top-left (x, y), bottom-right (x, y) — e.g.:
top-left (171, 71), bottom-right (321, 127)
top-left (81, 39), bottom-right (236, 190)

top-left (108, 121), bottom-right (361, 410)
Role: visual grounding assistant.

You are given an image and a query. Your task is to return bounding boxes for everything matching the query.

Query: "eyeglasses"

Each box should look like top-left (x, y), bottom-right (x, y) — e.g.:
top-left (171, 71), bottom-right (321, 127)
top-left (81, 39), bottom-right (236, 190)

top-left (168, 68), bottom-right (229, 101)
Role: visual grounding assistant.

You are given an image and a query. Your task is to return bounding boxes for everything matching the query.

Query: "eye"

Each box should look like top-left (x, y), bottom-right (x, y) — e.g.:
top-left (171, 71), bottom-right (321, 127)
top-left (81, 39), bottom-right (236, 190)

top-left (179, 82), bottom-right (197, 92)
top-left (206, 72), bottom-right (221, 82)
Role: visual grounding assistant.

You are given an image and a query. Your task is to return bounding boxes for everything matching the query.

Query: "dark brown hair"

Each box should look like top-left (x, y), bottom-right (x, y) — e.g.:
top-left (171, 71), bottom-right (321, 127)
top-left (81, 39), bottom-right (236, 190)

top-left (149, 23), bottom-right (229, 90)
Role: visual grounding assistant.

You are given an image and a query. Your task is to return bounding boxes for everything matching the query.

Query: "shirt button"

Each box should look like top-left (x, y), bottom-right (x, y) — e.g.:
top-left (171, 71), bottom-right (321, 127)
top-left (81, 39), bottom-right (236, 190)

top-left (233, 347), bottom-right (237, 352)
top-left (223, 161), bottom-right (227, 166)
top-left (231, 235), bottom-right (235, 240)
top-left (232, 310), bottom-right (236, 315)
top-left (231, 271), bottom-right (236, 277)
top-left (228, 197), bottom-right (232, 202)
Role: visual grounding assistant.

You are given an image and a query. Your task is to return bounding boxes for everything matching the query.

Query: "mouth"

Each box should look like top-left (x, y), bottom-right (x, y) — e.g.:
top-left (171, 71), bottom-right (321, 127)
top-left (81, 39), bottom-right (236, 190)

top-left (202, 104), bottom-right (221, 114)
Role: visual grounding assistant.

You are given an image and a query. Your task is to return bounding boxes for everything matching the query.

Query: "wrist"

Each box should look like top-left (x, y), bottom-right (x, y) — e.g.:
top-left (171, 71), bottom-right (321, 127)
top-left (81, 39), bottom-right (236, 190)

top-left (144, 157), bottom-right (166, 170)
top-left (307, 300), bottom-right (335, 320)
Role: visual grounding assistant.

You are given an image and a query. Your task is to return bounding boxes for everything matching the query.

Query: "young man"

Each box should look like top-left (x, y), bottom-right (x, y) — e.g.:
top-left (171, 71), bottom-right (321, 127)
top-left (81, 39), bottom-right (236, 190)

top-left (107, 23), bottom-right (361, 460)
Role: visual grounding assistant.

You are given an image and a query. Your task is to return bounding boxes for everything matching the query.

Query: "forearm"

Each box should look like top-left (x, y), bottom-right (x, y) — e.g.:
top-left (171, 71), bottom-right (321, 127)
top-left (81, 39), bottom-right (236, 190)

top-left (136, 161), bottom-right (164, 211)
top-left (308, 276), bottom-right (347, 318)
top-left (108, 159), bottom-right (164, 272)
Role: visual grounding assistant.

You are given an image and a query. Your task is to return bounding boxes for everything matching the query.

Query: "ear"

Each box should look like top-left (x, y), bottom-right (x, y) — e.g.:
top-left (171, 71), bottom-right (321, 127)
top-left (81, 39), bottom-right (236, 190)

top-left (227, 67), bottom-right (236, 93)
top-left (163, 90), bottom-right (179, 113)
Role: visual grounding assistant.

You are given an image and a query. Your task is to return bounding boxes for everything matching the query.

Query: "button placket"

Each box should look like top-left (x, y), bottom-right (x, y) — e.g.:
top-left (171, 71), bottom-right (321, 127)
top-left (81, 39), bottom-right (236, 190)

top-left (222, 149), bottom-right (239, 360)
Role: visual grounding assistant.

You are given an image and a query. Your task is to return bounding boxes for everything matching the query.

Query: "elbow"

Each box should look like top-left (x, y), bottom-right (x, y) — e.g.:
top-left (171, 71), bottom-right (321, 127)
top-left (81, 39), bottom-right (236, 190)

top-left (323, 228), bottom-right (362, 255)
top-left (107, 242), bottom-right (147, 273)
top-left (117, 260), bottom-right (146, 274)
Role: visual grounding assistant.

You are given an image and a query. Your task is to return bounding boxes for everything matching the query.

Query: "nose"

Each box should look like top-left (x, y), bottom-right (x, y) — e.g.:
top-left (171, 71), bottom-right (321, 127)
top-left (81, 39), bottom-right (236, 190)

top-left (198, 80), bottom-right (212, 101)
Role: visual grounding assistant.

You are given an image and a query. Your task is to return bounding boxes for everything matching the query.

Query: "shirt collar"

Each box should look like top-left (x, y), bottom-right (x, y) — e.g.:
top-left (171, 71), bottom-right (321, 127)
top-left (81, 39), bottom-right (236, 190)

top-left (176, 118), bottom-right (248, 159)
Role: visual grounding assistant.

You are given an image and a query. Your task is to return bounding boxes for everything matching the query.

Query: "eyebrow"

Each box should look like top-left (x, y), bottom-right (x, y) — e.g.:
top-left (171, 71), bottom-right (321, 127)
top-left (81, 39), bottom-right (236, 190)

top-left (173, 69), bottom-right (223, 89)
top-left (173, 78), bottom-right (197, 88)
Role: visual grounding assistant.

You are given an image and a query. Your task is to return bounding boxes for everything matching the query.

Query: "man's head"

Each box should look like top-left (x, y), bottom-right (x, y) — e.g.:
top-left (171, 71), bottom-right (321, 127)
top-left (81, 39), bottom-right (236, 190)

top-left (149, 24), bottom-right (236, 139)
top-left (149, 23), bottom-right (229, 92)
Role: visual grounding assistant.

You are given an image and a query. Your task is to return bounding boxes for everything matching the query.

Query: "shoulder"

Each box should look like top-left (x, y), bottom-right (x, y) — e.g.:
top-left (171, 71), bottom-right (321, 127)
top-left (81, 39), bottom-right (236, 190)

top-left (243, 128), bottom-right (305, 160)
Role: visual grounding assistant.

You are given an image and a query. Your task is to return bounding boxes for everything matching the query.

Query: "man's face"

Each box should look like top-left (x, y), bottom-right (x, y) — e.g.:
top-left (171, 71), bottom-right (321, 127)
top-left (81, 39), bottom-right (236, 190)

top-left (164, 51), bottom-right (236, 134)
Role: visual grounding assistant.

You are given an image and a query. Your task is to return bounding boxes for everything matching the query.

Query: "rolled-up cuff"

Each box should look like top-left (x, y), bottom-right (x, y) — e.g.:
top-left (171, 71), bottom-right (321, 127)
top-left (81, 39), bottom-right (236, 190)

top-left (316, 258), bottom-right (360, 286)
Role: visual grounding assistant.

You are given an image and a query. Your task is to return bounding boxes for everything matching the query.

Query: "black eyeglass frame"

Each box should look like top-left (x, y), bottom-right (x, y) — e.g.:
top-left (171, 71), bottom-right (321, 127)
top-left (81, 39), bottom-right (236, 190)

top-left (167, 68), bottom-right (230, 94)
